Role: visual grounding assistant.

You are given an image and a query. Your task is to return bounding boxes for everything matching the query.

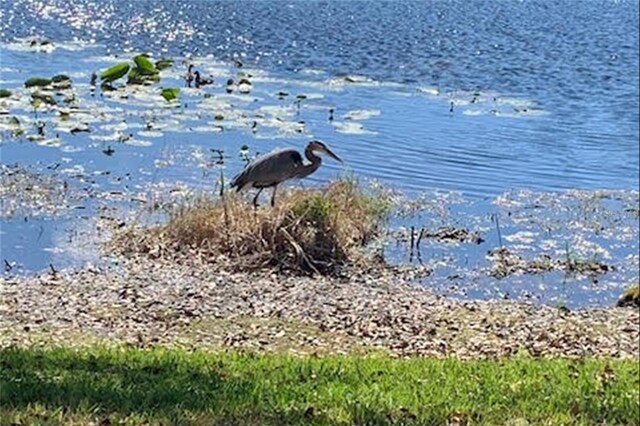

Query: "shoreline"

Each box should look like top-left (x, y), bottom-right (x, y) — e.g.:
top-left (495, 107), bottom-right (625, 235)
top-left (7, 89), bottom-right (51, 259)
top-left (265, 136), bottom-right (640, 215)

top-left (2, 257), bottom-right (637, 359)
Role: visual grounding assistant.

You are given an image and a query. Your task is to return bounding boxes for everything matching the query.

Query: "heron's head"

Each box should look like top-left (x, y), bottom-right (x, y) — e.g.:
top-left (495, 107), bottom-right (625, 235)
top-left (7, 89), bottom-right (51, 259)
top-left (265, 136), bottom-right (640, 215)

top-left (308, 140), bottom-right (343, 163)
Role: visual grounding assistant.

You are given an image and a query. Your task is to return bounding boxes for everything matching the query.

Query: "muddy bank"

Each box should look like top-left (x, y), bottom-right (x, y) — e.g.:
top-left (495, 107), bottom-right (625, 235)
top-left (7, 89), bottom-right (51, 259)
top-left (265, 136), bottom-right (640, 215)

top-left (1, 258), bottom-right (637, 358)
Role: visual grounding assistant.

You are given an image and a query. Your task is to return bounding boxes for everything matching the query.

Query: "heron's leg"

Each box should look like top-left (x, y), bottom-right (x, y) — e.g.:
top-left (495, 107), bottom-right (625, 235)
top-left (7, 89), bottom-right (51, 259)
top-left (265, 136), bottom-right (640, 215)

top-left (252, 188), bottom-right (263, 209)
top-left (271, 185), bottom-right (278, 207)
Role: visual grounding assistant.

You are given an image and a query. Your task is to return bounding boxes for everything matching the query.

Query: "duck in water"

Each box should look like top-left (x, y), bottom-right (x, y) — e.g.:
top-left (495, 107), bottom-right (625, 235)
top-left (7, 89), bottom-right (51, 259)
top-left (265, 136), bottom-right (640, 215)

top-left (185, 64), bottom-right (194, 87)
top-left (194, 71), bottom-right (214, 88)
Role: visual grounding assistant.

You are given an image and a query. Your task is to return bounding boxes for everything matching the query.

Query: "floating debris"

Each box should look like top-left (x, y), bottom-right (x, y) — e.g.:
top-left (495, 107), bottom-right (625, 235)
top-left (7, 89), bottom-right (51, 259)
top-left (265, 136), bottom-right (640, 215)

top-left (0, 164), bottom-right (78, 218)
top-left (487, 247), bottom-right (612, 278)
top-left (31, 92), bottom-right (56, 106)
top-left (487, 248), bottom-right (556, 278)
top-left (423, 227), bottom-right (484, 244)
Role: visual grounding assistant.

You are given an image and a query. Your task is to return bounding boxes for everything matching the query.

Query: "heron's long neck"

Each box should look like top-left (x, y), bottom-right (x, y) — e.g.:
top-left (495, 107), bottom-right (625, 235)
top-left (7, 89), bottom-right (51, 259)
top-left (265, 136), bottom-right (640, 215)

top-left (295, 146), bottom-right (321, 179)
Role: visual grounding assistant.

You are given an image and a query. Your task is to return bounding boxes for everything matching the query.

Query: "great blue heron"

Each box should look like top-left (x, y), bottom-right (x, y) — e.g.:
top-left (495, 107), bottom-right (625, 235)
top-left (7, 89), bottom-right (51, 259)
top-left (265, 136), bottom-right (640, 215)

top-left (230, 140), bottom-right (343, 207)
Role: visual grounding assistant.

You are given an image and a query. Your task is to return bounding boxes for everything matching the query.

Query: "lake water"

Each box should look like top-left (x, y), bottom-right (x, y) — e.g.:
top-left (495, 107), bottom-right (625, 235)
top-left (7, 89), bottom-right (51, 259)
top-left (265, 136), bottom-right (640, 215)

top-left (1, 0), bottom-right (639, 308)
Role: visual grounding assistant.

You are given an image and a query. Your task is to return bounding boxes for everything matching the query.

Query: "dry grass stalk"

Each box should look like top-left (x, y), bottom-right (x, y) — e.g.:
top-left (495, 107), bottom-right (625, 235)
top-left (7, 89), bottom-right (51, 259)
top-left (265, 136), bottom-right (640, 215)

top-left (111, 179), bottom-right (390, 275)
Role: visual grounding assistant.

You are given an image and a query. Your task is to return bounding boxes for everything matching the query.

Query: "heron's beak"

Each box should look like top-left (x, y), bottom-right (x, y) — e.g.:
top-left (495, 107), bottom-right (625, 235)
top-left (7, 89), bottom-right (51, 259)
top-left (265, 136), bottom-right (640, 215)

top-left (323, 146), bottom-right (343, 163)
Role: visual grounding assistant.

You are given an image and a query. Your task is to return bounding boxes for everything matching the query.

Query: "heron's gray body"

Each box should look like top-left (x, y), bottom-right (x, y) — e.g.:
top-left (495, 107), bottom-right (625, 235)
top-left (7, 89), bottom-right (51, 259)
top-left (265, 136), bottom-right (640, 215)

top-left (229, 140), bottom-right (342, 207)
top-left (230, 148), bottom-right (306, 191)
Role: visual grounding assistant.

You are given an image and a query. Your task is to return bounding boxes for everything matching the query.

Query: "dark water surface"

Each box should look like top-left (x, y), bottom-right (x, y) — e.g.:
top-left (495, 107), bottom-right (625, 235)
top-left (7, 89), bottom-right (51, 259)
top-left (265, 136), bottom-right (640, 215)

top-left (0, 0), bottom-right (638, 307)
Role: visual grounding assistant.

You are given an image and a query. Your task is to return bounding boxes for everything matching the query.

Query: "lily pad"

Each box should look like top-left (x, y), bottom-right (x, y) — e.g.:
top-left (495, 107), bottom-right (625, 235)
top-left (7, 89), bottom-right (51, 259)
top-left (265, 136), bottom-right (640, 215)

top-left (51, 74), bottom-right (71, 83)
top-left (133, 54), bottom-right (158, 75)
top-left (155, 59), bottom-right (174, 71)
top-left (25, 77), bottom-right (52, 88)
top-left (101, 62), bottom-right (130, 83)
top-left (127, 68), bottom-right (144, 85)
top-left (160, 87), bottom-right (180, 102)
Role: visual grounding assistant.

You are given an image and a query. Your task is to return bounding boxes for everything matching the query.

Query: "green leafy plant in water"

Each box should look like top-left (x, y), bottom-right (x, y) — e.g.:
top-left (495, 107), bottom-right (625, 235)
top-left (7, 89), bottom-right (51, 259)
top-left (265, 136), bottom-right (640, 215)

top-left (160, 87), bottom-right (180, 102)
top-left (100, 62), bottom-right (130, 83)
top-left (155, 58), bottom-right (174, 70)
top-left (127, 67), bottom-right (144, 85)
top-left (0, 89), bottom-right (11, 98)
top-left (133, 54), bottom-right (158, 75)
top-left (24, 77), bottom-right (52, 88)
top-left (127, 55), bottom-right (164, 85)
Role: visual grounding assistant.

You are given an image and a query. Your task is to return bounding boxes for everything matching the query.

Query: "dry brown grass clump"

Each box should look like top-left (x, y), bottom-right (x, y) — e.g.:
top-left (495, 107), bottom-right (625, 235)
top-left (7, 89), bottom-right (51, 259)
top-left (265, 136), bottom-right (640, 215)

top-left (112, 179), bottom-right (390, 274)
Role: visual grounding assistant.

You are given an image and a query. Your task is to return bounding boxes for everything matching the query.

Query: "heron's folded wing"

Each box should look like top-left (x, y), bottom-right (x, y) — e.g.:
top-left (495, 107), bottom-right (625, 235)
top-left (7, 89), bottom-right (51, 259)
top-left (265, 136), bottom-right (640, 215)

top-left (232, 148), bottom-right (304, 188)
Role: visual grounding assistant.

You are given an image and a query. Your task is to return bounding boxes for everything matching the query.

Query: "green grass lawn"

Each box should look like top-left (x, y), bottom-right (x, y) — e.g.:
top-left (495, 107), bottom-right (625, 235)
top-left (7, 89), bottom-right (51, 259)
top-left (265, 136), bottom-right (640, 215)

top-left (1, 346), bottom-right (638, 425)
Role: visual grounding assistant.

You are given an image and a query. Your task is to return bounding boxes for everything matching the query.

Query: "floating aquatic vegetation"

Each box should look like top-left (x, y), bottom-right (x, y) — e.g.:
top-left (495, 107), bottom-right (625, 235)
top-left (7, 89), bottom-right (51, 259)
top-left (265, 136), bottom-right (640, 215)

top-left (422, 227), bottom-right (485, 245)
top-left (0, 164), bottom-right (76, 218)
top-left (487, 248), bottom-right (558, 278)
top-left (133, 54), bottom-right (158, 75)
top-left (100, 62), bottom-right (130, 84)
top-left (127, 54), bottom-right (161, 85)
top-left (155, 58), bottom-right (174, 71)
top-left (24, 77), bottom-right (53, 88)
top-left (486, 247), bottom-right (612, 278)
top-left (160, 87), bottom-right (180, 102)
top-left (51, 74), bottom-right (72, 89)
